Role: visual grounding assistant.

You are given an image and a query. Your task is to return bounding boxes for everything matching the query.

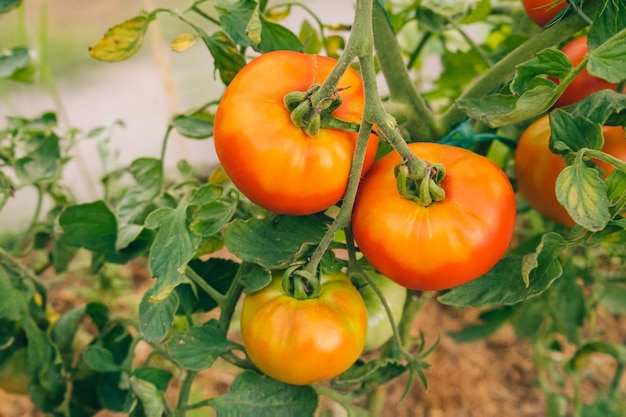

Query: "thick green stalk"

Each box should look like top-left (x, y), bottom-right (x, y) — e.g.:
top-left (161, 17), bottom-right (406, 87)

top-left (371, 3), bottom-right (439, 141)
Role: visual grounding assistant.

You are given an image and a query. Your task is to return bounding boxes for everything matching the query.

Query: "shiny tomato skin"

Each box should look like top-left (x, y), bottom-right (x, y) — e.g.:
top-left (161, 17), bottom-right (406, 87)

top-left (240, 272), bottom-right (368, 385)
top-left (552, 36), bottom-right (618, 108)
top-left (213, 51), bottom-right (379, 215)
top-left (352, 143), bottom-right (516, 291)
top-left (522, 0), bottom-right (568, 27)
top-left (515, 115), bottom-right (626, 227)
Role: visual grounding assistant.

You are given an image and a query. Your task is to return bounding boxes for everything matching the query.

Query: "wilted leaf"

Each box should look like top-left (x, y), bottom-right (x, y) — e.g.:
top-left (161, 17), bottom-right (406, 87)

top-left (204, 31), bottom-right (246, 85)
top-left (171, 33), bottom-right (197, 52)
top-left (89, 15), bottom-right (152, 62)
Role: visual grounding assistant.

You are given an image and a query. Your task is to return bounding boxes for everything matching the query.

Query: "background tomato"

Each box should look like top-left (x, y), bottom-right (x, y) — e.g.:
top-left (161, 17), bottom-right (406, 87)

top-left (522, 0), bottom-right (568, 27)
top-left (213, 51), bottom-right (379, 215)
top-left (240, 271), bottom-right (368, 385)
top-left (358, 271), bottom-right (407, 351)
top-left (0, 349), bottom-right (31, 395)
top-left (551, 35), bottom-right (619, 108)
top-left (352, 143), bottom-right (516, 291)
top-left (515, 115), bottom-right (626, 227)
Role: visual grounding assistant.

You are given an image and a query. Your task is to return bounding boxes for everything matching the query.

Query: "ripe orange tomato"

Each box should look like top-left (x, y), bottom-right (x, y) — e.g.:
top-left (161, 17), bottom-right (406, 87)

top-left (352, 143), bottom-right (516, 291)
top-left (522, 0), bottom-right (568, 27)
top-left (515, 115), bottom-right (626, 227)
top-left (213, 51), bottom-right (379, 215)
top-left (240, 271), bottom-right (368, 385)
top-left (551, 36), bottom-right (619, 108)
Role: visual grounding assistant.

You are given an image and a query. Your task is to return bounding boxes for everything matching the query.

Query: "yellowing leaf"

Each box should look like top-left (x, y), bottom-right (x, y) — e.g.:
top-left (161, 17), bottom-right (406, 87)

top-left (89, 15), bottom-right (152, 62)
top-left (171, 33), bottom-right (198, 52)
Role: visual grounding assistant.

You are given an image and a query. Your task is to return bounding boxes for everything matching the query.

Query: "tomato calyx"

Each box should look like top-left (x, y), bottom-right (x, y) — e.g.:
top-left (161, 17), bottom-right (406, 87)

top-left (281, 265), bottom-right (322, 300)
top-left (394, 159), bottom-right (446, 206)
top-left (284, 84), bottom-right (360, 137)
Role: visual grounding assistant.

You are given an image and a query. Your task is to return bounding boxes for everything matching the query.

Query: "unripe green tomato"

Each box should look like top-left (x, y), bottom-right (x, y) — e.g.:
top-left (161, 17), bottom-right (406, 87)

top-left (359, 272), bottom-right (407, 351)
top-left (0, 348), bottom-right (31, 395)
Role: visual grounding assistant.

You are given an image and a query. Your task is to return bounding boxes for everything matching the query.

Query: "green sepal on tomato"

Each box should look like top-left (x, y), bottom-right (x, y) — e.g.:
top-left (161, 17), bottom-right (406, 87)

top-left (357, 271), bottom-right (407, 351)
top-left (352, 142), bottom-right (516, 291)
top-left (240, 271), bottom-right (368, 385)
top-left (213, 50), bottom-right (379, 215)
top-left (515, 115), bottom-right (626, 227)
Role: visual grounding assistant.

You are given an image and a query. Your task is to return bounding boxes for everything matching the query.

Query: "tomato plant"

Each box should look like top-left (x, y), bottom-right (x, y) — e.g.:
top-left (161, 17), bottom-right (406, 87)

top-left (551, 35), bottom-right (619, 108)
top-left (214, 50), bottom-right (379, 215)
top-left (2, 0), bottom-right (626, 416)
top-left (357, 270), bottom-right (407, 351)
top-left (240, 271), bottom-right (368, 385)
top-left (522, 0), bottom-right (568, 27)
top-left (515, 114), bottom-right (626, 226)
top-left (352, 143), bottom-right (516, 291)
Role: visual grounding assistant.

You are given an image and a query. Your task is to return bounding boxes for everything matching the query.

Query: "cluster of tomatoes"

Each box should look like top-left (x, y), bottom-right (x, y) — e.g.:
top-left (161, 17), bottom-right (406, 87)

top-left (209, 1), bottom-right (625, 386)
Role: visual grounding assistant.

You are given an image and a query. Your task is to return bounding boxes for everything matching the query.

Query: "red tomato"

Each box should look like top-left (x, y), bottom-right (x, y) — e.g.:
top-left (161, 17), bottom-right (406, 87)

top-left (522, 0), bottom-right (568, 27)
top-left (551, 36), bottom-right (619, 108)
top-left (213, 51), bottom-right (379, 215)
top-left (352, 143), bottom-right (517, 291)
top-left (240, 272), bottom-right (368, 385)
top-left (515, 115), bottom-right (626, 227)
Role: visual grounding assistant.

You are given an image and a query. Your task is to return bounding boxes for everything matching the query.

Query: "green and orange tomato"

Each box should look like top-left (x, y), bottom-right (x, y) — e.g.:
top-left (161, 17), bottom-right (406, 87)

top-left (240, 271), bottom-right (368, 385)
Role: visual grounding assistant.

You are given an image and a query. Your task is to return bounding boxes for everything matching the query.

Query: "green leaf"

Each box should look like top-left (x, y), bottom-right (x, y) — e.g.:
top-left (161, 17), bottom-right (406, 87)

top-left (581, 397), bottom-right (626, 417)
top-left (587, 28), bottom-right (626, 84)
top-left (89, 15), bottom-right (152, 62)
top-left (510, 49), bottom-right (571, 95)
top-left (224, 214), bottom-right (327, 269)
top-left (606, 168), bottom-right (626, 217)
top-left (461, 0), bottom-right (491, 23)
top-left (549, 110), bottom-right (603, 154)
top-left (588, 0), bottom-right (626, 49)
top-left (0, 46), bottom-right (29, 78)
top-left (59, 201), bottom-right (117, 253)
top-left (166, 321), bottom-right (241, 371)
top-left (82, 346), bottom-right (120, 373)
top-left (600, 284), bottom-right (626, 314)
top-left (560, 90), bottom-right (626, 127)
top-left (139, 287), bottom-right (180, 343)
top-left (204, 31), bottom-right (247, 85)
top-left (171, 111), bottom-right (214, 139)
top-left (240, 262), bottom-right (271, 294)
top-left (207, 370), bottom-right (319, 417)
top-left (299, 20), bottom-right (322, 54)
top-left (458, 85), bottom-right (555, 128)
top-left (189, 199), bottom-right (237, 237)
top-left (556, 160), bottom-right (611, 231)
top-left (130, 367), bottom-right (173, 417)
top-left (0, 0), bottom-right (22, 13)
top-left (96, 372), bottom-right (133, 413)
top-left (175, 258), bottom-right (239, 314)
top-left (14, 133), bottom-right (61, 185)
top-left (439, 234), bottom-right (567, 308)
top-left (332, 358), bottom-right (406, 390)
top-left (216, 0), bottom-right (303, 53)
top-left (148, 195), bottom-right (204, 294)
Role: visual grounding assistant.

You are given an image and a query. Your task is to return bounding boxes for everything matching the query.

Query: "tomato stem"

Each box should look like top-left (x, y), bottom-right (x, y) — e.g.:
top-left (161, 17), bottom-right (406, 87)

top-left (371, 3), bottom-right (440, 141)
